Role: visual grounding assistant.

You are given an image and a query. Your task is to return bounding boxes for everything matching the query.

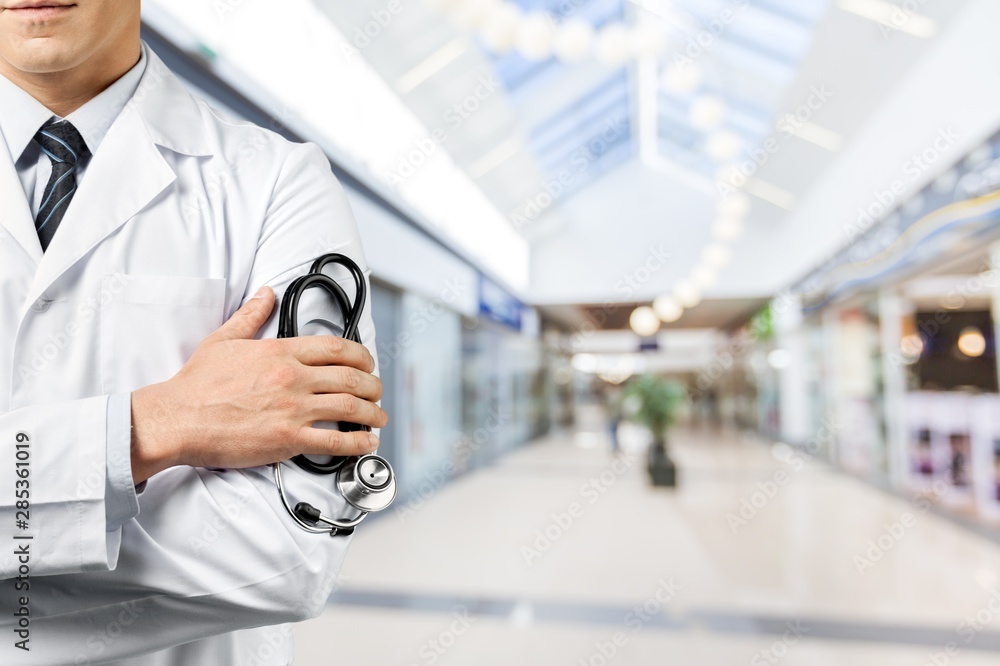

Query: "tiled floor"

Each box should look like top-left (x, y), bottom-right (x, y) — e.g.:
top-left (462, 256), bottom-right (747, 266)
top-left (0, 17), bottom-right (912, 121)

top-left (294, 411), bottom-right (1000, 664)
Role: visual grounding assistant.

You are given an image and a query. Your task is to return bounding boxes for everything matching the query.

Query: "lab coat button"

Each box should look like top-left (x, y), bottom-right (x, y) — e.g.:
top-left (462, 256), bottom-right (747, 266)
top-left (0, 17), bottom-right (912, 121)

top-left (33, 298), bottom-right (52, 312)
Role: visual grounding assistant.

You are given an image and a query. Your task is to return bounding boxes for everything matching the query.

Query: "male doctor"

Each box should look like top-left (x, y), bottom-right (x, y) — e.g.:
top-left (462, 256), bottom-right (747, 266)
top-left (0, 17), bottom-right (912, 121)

top-left (0, 1), bottom-right (387, 664)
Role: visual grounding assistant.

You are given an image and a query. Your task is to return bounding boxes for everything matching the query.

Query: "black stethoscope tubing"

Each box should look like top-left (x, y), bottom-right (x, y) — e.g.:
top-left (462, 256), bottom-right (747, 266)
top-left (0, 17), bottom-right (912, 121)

top-left (271, 252), bottom-right (396, 537)
top-left (278, 253), bottom-right (368, 475)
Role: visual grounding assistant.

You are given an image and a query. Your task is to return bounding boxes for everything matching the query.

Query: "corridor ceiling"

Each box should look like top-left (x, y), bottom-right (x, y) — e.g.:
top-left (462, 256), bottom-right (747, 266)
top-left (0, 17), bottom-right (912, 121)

top-left (312, 0), bottom-right (979, 328)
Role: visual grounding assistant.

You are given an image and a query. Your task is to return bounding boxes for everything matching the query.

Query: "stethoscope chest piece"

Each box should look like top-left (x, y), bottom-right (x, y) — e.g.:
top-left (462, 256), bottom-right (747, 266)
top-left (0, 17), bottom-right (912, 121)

top-left (338, 454), bottom-right (396, 513)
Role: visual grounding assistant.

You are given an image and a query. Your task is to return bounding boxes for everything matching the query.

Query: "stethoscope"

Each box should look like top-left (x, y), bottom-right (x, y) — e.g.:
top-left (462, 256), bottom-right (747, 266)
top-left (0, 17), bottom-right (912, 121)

top-left (271, 253), bottom-right (396, 537)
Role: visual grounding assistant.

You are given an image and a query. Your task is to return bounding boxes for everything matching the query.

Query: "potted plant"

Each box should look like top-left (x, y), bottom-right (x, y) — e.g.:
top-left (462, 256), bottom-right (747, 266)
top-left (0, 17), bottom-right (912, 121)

top-left (624, 374), bottom-right (685, 487)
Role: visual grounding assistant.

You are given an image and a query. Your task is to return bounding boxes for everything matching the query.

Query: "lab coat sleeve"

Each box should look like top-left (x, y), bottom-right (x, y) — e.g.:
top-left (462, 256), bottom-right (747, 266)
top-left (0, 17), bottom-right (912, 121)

top-left (0, 394), bottom-right (135, 579)
top-left (105, 393), bottom-right (142, 532)
top-left (0, 142), bottom-right (380, 664)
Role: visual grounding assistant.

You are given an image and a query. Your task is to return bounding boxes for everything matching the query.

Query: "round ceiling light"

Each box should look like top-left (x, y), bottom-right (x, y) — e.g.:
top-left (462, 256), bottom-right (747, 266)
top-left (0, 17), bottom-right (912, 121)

top-left (690, 265), bottom-right (719, 290)
top-left (957, 327), bottom-right (987, 358)
top-left (515, 13), bottom-right (554, 60)
top-left (706, 131), bottom-right (743, 163)
top-left (629, 306), bottom-right (661, 337)
top-left (673, 280), bottom-right (702, 308)
top-left (661, 62), bottom-right (702, 94)
top-left (552, 18), bottom-right (594, 61)
top-left (595, 24), bottom-right (630, 66)
top-left (712, 216), bottom-right (745, 242)
top-left (479, 4), bottom-right (522, 52)
top-left (718, 192), bottom-right (752, 218)
top-left (653, 294), bottom-right (683, 323)
top-left (689, 95), bottom-right (727, 130)
top-left (701, 244), bottom-right (732, 269)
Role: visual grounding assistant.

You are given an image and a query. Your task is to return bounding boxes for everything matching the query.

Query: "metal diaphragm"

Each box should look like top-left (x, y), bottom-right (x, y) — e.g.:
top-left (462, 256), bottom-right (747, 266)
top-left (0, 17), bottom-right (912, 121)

top-left (337, 454), bottom-right (396, 513)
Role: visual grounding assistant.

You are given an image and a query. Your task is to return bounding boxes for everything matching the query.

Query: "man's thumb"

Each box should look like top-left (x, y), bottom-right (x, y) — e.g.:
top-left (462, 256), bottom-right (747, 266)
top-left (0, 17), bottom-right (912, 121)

top-left (213, 286), bottom-right (275, 341)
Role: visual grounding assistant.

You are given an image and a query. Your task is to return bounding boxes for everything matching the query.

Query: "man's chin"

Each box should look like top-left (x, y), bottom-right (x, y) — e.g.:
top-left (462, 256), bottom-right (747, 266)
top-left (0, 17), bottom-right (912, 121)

top-left (1, 39), bottom-right (80, 75)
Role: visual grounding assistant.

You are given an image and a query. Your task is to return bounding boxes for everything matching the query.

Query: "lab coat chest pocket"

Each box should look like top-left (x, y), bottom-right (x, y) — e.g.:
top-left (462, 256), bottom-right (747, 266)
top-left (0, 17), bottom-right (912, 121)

top-left (100, 275), bottom-right (227, 394)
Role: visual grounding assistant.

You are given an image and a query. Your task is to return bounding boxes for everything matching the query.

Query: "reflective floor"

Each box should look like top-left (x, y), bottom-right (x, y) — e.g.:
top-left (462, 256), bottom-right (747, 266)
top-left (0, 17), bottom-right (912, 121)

top-left (295, 408), bottom-right (1000, 664)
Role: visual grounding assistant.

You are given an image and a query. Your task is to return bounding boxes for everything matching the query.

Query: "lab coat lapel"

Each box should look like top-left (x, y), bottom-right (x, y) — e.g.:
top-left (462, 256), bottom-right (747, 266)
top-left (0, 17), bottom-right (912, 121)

top-left (24, 45), bottom-right (209, 308)
top-left (25, 106), bottom-right (176, 307)
top-left (0, 129), bottom-right (43, 266)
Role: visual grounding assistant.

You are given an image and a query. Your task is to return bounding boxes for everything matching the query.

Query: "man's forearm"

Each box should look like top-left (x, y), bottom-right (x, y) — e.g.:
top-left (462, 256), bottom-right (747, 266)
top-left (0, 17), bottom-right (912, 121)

top-left (127, 286), bottom-right (384, 486)
top-left (130, 383), bottom-right (183, 485)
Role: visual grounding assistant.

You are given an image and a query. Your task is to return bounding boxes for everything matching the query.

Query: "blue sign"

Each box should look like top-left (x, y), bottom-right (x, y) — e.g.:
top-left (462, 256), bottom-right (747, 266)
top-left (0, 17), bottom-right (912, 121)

top-left (477, 275), bottom-right (523, 331)
top-left (638, 337), bottom-right (660, 352)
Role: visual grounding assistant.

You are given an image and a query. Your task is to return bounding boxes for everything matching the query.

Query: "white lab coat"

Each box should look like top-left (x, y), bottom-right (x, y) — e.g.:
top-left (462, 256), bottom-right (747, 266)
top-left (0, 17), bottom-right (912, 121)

top-left (0, 44), bottom-right (376, 665)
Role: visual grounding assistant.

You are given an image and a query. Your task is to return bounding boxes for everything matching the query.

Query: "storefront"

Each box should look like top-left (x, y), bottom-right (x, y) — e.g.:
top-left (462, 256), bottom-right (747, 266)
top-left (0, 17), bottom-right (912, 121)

top-left (746, 126), bottom-right (1000, 526)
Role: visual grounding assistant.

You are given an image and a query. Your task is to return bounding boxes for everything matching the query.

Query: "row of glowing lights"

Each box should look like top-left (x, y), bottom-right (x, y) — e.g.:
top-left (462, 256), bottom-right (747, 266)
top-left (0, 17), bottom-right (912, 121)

top-left (572, 353), bottom-right (646, 385)
top-left (902, 328), bottom-right (989, 361)
top-left (424, 0), bottom-right (669, 65)
top-left (424, 0), bottom-right (761, 315)
top-left (572, 329), bottom-right (987, 387)
top-left (423, 0), bottom-right (940, 64)
top-left (629, 45), bottom-right (821, 334)
top-left (426, 0), bottom-right (758, 165)
top-left (627, 323), bottom-right (990, 357)
top-left (573, 348), bottom-right (795, 385)
top-left (627, 193), bottom-right (750, 338)
top-left (633, 68), bottom-right (757, 333)
top-left (421, 0), bottom-right (944, 343)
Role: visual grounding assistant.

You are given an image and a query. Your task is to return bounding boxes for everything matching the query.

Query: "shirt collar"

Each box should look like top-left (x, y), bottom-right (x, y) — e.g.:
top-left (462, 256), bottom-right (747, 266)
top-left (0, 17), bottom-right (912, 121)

top-left (67, 46), bottom-right (147, 156)
top-left (0, 75), bottom-right (52, 167)
top-left (0, 45), bottom-right (146, 165)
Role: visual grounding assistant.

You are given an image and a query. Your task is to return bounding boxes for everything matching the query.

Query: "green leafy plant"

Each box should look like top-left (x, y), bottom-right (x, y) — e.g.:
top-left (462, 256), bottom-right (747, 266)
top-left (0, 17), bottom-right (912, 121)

top-left (624, 374), bottom-right (686, 445)
top-left (749, 303), bottom-right (773, 341)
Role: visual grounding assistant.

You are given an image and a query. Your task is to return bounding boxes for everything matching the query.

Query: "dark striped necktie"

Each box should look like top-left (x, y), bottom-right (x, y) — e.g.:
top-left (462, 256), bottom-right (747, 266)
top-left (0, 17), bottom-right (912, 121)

top-left (33, 120), bottom-right (89, 251)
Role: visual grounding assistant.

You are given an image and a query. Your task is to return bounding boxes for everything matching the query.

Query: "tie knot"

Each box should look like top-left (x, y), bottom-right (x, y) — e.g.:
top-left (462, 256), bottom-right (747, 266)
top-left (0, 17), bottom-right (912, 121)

top-left (34, 120), bottom-right (89, 166)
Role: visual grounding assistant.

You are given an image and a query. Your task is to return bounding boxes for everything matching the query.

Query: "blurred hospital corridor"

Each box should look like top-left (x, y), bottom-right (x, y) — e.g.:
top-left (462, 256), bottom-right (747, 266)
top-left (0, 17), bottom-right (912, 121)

top-left (294, 405), bottom-right (1000, 665)
top-left (7, 0), bottom-right (1000, 662)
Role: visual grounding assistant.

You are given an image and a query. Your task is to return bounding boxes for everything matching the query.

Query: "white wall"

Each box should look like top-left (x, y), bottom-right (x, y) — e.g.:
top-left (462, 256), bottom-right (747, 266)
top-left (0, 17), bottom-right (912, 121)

top-left (348, 189), bottom-right (480, 317)
top-left (528, 159), bottom-right (715, 304)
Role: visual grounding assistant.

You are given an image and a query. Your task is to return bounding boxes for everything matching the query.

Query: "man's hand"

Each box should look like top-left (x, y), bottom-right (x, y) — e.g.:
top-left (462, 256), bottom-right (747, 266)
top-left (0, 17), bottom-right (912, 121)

top-left (130, 286), bottom-right (387, 484)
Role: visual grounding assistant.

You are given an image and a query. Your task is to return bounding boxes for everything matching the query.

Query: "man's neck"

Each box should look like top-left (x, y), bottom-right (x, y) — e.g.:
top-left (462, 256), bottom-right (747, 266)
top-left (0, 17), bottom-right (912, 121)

top-left (0, 43), bottom-right (141, 118)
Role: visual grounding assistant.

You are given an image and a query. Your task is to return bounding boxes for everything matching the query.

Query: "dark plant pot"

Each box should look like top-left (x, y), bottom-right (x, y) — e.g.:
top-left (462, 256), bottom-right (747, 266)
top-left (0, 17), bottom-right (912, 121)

top-left (647, 439), bottom-right (677, 487)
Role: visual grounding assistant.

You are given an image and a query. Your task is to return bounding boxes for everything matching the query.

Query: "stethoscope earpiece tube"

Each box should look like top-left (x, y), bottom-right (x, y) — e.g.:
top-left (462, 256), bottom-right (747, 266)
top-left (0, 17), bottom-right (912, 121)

top-left (271, 253), bottom-right (396, 536)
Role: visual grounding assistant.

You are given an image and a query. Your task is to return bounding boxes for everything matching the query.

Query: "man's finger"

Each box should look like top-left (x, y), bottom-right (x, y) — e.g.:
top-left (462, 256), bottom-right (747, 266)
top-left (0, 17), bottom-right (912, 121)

top-left (294, 428), bottom-right (380, 458)
top-left (305, 366), bottom-right (383, 401)
top-left (286, 335), bottom-right (375, 372)
top-left (306, 394), bottom-right (388, 429)
top-left (210, 287), bottom-right (275, 342)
